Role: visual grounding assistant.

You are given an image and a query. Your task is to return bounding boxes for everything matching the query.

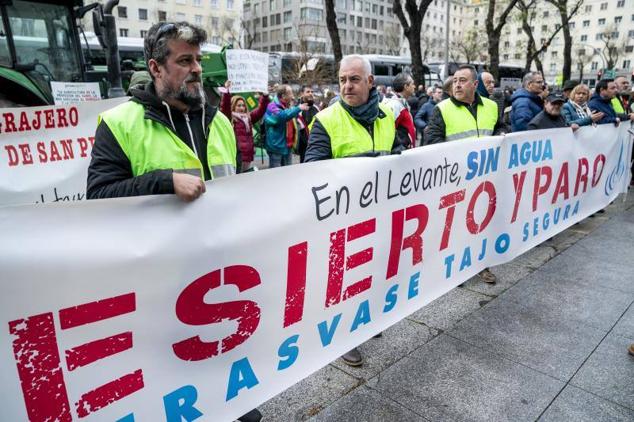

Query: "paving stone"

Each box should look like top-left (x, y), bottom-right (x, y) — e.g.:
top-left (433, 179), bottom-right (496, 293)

top-left (460, 262), bottom-right (532, 296)
top-left (407, 287), bottom-right (491, 331)
top-left (571, 331), bottom-right (634, 411)
top-left (309, 385), bottom-right (427, 422)
top-left (330, 318), bottom-right (438, 381)
top-left (511, 245), bottom-right (558, 269)
top-left (259, 364), bottom-right (361, 421)
top-left (535, 247), bottom-right (634, 293)
top-left (500, 270), bottom-right (634, 332)
top-left (612, 305), bottom-right (634, 338)
top-left (448, 297), bottom-right (606, 381)
top-left (539, 385), bottom-right (634, 422)
top-left (543, 229), bottom-right (587, 252)
top-left (367, 335), bottom-right (564, 422)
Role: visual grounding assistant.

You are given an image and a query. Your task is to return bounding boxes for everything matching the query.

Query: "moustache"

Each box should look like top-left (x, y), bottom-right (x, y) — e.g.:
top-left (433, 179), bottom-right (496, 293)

top-left (185, 74), bottom-right (202, 83)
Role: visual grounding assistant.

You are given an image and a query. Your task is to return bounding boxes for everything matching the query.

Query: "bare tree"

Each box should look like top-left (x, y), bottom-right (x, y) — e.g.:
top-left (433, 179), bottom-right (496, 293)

top-left (384, 23), bottom-right (402, 56)
top-left (545, 0), bottom-right (584, 81)
top-left (280, 20), bottom-right (334, 86)
top-left (393, 0), bottom-right (434, 85)
top-left (485, 0), bottom-right (520, 80)
top-left (220, 17), bottom-right (257, 49)
top-left (324, 0), bottom-right (343, 68)
top-left (515, 0), bottom-right (562, 74)
top-left (421, 31), bottom-right (444, 63)
top-left (597, 25), bottom-right (630, 70)
top-left (451, 28), bottom-right (487, 64)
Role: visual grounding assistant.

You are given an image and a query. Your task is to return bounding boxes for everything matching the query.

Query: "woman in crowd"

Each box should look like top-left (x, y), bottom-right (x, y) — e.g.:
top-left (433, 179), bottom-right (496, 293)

top-left (221, 81), bottom-right (270, 172)
top-left (562, 84), bottom-right (604, 127)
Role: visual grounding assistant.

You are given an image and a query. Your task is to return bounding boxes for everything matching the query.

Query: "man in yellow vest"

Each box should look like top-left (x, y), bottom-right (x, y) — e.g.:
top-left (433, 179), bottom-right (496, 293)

top-left (305, 55), bottom-right (407, 367)
top-left (426, 64), bottom-right (504, 145)
top-left (87, 21), bottom-right (236, 202)
top-left (87, 21), bottom-right (261, 422)
top-left (612, 76), bottom-right (631, 114)
top-left (304, 55), bottom-right (407, 161)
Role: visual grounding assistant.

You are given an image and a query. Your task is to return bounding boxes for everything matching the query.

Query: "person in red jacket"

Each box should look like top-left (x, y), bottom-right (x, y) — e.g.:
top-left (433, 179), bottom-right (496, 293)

top-left (383, 72), bottom-right (416, 148)
top-left (221, 80), bottom-right (270, 172)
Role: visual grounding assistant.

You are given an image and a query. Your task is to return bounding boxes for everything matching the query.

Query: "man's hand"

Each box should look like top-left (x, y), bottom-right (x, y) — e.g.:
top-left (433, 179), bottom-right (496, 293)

top-left (590, 110), bottom-right (605, 122)
top-left (628, 113), bottom-right (634, 121)
top-left (224, 80), bottom-right (232, 90)
top-left (299, 103), bottom-right (310, 111)
top-left (173, 172), bottom-right (206, 202)
top-left (571, 123), bottom-right (580, 132)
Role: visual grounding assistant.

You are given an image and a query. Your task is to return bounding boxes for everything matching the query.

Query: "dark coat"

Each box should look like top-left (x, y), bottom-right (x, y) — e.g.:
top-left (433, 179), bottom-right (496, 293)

top-left (510, 88), bottom-right (543, 132)
top-left (587, 93), bottom-right (629, 125)
top-left (221, 93), bottom-right (269, 162)
top-left (527, 110), bottom-right (568, 130)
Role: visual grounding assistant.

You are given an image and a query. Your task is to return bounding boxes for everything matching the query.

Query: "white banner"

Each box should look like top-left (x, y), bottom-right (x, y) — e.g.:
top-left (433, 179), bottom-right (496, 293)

top-left (226, 49), bottom-right (269, 93)
top-left (50, 82), bottom-right (102, 105)
top-left (0, 98), bottom-right (127, 205)
top-left (0, 125), bottom-right (631, 421)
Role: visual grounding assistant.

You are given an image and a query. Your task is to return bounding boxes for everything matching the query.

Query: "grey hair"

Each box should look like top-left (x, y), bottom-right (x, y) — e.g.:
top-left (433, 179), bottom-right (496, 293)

top-left (339, 54), bottom-right (372, 77)
top-left (522, 71), bottom-right (542, 88)
top-left (392, 72), bottom-right (414, 92)
top-left (144, 21), bottom-right (207, 71)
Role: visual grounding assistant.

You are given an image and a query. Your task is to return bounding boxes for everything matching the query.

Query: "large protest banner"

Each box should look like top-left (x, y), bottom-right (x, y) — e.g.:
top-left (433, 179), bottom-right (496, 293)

top-left (0, 98), bottom-right (127, 206)
top-left (0, 124), bottom-right (631, 421)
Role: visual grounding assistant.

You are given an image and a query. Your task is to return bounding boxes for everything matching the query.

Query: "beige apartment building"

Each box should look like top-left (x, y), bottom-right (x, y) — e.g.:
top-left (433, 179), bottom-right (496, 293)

top-left (83, 0), bottom-right (243, 46)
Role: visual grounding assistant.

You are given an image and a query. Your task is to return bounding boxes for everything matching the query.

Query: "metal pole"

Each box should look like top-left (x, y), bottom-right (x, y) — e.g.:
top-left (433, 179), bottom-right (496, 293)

top-left (444, 0), bottom-right (450, 80)
top-left (103, 0), bottom-right (125, 97)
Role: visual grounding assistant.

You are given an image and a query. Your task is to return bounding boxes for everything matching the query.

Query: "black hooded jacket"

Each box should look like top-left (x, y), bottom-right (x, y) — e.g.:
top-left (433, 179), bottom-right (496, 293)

top-left (87, 83), bottom-right (218, 199)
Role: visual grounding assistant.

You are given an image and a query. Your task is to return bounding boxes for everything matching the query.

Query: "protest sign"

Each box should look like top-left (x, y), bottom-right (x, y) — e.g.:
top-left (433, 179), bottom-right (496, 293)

top-left (0, 125), bottom-right (631, 421)
top-left (50, 82), bottom-right (103, 105)
top-left (0, 97), bottom-right (127, 206)
top-left (226, 49), bottom-right (269, 93)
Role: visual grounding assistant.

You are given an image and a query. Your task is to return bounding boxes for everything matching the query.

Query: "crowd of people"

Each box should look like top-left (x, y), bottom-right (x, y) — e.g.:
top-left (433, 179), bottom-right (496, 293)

top-left (85, 21), bottom-right (634, 421)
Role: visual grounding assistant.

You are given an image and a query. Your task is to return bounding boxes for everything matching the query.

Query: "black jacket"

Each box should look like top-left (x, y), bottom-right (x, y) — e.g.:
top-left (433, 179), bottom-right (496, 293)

top-left (87, 83), bottom-right (218, 199)
top-left (304, 103), bottom-right (407, 162)
top-left (425, 94), bottom-right (505, 145)
top-left (527, 110), bottom-right (569, 130)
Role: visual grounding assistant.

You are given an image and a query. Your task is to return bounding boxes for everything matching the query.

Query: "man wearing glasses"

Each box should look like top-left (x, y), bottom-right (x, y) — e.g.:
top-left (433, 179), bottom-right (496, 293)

top-left (87, 21), bottom-right (236, 201)
top-left (510, 71), bottom-right (545, 132)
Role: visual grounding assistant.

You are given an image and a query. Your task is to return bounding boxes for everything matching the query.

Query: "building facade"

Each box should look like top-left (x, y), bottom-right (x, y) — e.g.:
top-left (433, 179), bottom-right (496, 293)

top-left (83, 0), bottom-right (243, 46)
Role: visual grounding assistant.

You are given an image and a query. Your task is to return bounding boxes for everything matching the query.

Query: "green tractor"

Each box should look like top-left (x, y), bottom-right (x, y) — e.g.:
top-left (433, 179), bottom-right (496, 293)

top-left (0, 0), bottom-right (123, 107)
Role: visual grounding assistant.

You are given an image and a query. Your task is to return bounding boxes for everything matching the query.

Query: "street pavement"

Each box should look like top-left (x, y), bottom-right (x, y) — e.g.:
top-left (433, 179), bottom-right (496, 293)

top-left (260, 192), bottom-right (634, 421)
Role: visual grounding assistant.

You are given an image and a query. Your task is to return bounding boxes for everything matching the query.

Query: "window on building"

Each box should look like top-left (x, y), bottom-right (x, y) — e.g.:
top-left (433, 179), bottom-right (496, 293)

top-left (517, 27), bottom-right (522, 34)
top-left (227, 0), bottom-right (234, 9)
top-left (176, 0), bottom-right (186, 4)
top-left (600, 2), bottom-right (607, 10)
top-left (140, 30), bottom-right (147, 37)
top-left (615, 16), bottom-right (622, 24)
top-left (591, 61), bottom-right (598, 70)
top-left (193, 0), bottom-right (201, 6)
top-left (585, 5), bottom-right (591, 12)
top-left (543, 10), bottom-right (549, 18)
top-left (117, 6), bottom-right (127, 18)
top-left (300, 7), bottom-right (322, 22)
top-left (617, 0), bottom-right (625, 6)
top-left (624, 60), bottom-right (631, 69)
top-left (262, 17), bottom-right (268, 27)
top-left (372, 4), bottom-right (377, 14)
top-left (598, 18), bottom-right (605, 25)
top-left (474, 19), bottom-right (478, 26)
top-left (138, 8), bottom-right (147, 20)
top-left (595, 33), bottom-right (602, 40)
top-left (503, 54), bottom-right (509, 61)
top-left (210, 0), bottom-right (218, 7)
top-left (212, 36), bottom-right (221, 44)
top-left (211, 17), bottom-right (219, 28)
top-left (276, 13), bottom-right (281, 25)
top-left (356, 16), bottom-right (362, 27)
top-left (158, 10), bottom-right (167, 21)
top-left (583, 20), bottom-right (589, 27)
top-left (514, 53), bottom-right (521, 59)
top-left (629, 30), bottom-right (634, 38)
top-left (119, 28), bottom-right (128, 37)
top-left (551, 51), bottom-right (557, 58)
top-left (195, 15), bottom-right (202, 24)
top-left (284, 27), bottom-right (292, 40)
top-left (365, 17), bottom-right (370, 28)
top-left (569, 22), bottom-right (575, 29)
top-left (541, 24), bottom-right (547, 31)
top-left (371, 19), bottom-right (377, 29)
top-left (580, 34), bottom-right (587, 41)
top-left (284, 11), bottom-right (292, 23)
top-left (626, 45), bottom-right (633, 53)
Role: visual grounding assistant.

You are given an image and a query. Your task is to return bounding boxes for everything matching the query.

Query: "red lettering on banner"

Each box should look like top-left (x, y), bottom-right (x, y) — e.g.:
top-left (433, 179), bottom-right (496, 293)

top-left (592, 154), bottom-right (606, 187)
top-left (325, 219), bottom-right (376, 307)
top-left (438, 189), bottom-right (466, 251)
top-left (552, 162), bottom-right (570, 203)
top-left (59, 292), bottom-right (136, 329)
top-left (9, 313), bottom-right (72, 421)
top-left (173, 265), bottom-right (261, 361)
top-left (57, 108), bottom-right (69, 128)
top-left (3, 112), bottom-right (17, 132)
top-left (511, 171), bottom-right (527, 223)
top-left (466, 181), bottom-right (496, 234)
top-left (44, 109), bottom-right (55, 128)
top-left (75, 369), bottom-right (144, 418)
top-left (65, 332), bottom-right (133, 371)
top-left (386, 204), bottom-right (429, 280)
top-left (19, 112), bottom-right (31, 131)
top-left (532, 166), bottom-right (552, 211)
top-left (574, 157), bottom-right (589, 195)
top-left (284, 242), bottom-right (308, 328)
top-left (32, 110), bottom-right (42, 130)
top-left (5, 145), bottom-right (19, 166)
top-left (78, 137), bottom-right (95, 157)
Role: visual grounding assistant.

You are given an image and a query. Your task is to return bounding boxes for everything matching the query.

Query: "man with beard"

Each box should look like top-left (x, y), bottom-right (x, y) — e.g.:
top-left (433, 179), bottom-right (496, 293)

top-left (87, 21), bottom-right (261, 422)
top-left (87, 22), bottom-right (236, 201)
top-left (297, 85), bottom-right (320, 162)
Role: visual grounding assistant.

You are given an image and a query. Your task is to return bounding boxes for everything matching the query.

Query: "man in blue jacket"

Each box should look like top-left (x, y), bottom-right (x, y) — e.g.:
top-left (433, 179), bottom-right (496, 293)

top-left (414, 86), bottom-right (443, 145)
top-left (264, 85), bottom-right (309, 167)
top-left (587, 79), bottom-right (634, 125)
top-left (510, 72), bottom-right (545, 132)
